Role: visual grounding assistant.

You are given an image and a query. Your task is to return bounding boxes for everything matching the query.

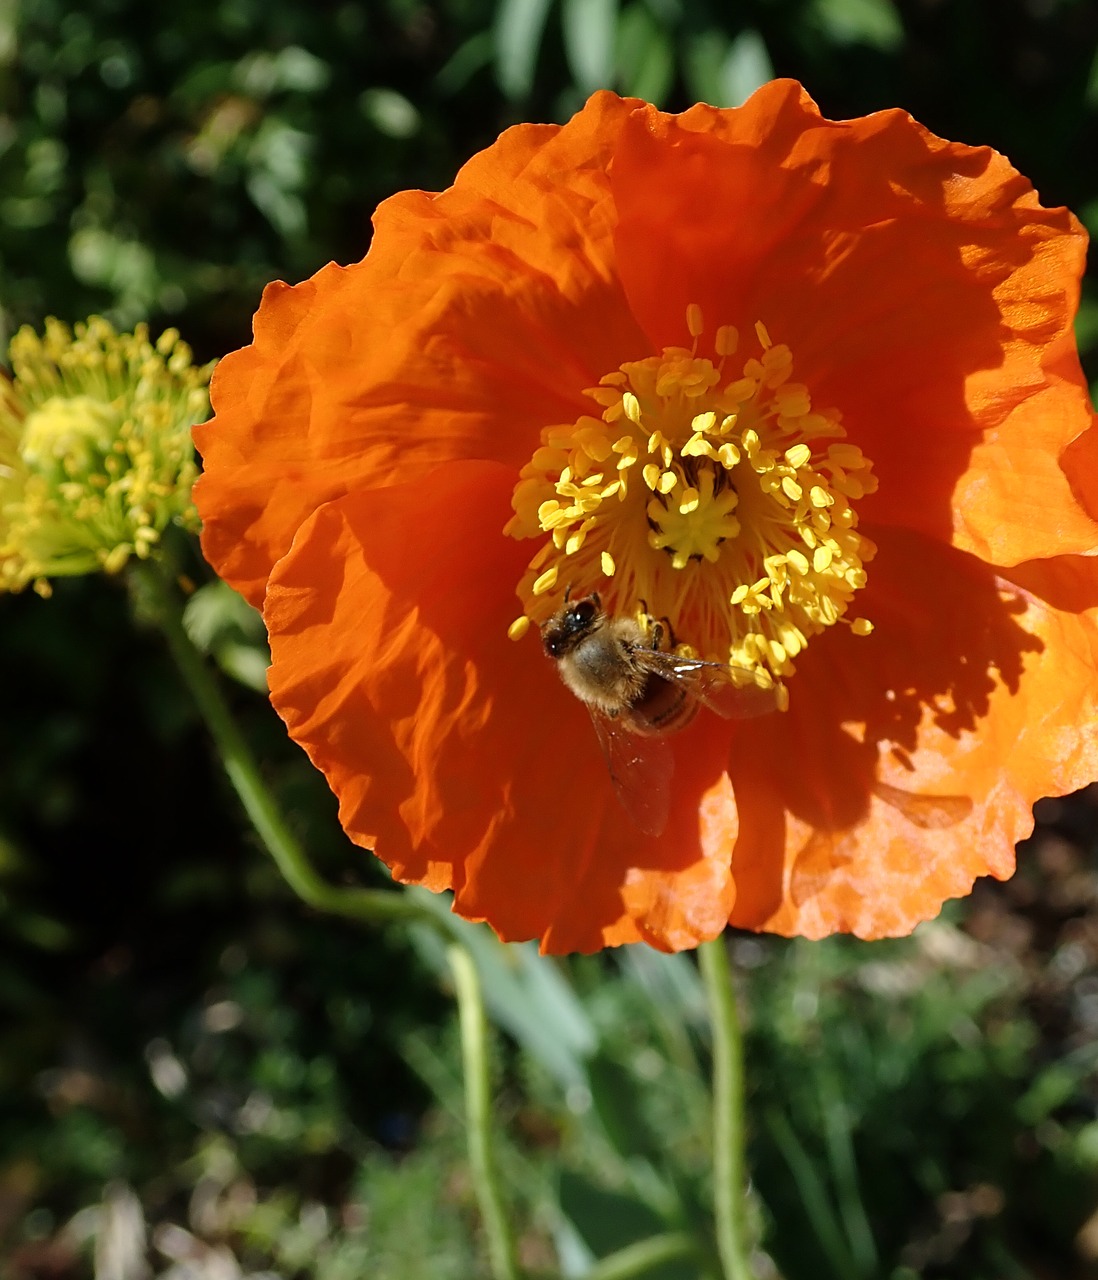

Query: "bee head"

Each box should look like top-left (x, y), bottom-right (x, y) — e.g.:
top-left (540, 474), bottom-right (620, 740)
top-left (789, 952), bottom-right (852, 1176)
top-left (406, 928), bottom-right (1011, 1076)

top-left (542, 592), bottom-right (601, 658)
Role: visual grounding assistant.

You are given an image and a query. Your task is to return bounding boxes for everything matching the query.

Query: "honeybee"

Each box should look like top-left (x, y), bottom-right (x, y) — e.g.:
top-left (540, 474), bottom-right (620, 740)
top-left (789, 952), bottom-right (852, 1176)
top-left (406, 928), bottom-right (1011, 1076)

top-left (541, 593), bottom-right (781, 836)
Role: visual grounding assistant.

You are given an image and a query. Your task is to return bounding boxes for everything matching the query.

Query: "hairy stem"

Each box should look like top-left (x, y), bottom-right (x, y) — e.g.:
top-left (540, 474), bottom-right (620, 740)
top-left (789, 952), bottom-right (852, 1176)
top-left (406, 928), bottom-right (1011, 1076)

top-left (448, 943), bottom-right (522, 1280)
top-left (132, 559), bottom-right (445, 933)
top-left (699, 933), bottom-right (755, 1280)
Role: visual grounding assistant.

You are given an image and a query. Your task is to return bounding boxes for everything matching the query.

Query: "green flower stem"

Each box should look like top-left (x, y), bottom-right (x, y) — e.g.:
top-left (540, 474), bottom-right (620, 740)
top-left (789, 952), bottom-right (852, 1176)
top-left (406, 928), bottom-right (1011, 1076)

top-left (582, 1232), bottom-right (704, 1280)
top-left (136, 560), bottom-right (520, 1275)
top-left (447, 943), bottom-right (522, 1280)
top-left (699, 933), bottom-right (755, 1280)
top-left (133, 558), bottom-right (445, 934)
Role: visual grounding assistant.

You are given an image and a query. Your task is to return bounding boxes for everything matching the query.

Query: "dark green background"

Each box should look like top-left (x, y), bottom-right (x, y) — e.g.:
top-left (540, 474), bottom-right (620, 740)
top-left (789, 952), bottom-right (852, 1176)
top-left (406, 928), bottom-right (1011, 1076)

top-left (2, 2), bottom-right (1098, 1277)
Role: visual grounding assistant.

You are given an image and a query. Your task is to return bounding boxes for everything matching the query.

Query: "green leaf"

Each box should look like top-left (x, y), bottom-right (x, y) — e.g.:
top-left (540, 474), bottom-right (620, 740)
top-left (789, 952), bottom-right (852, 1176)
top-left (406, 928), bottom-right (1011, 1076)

top-left (408, 890), bottom-right (595, 1088)
top-left (359, 87), bottom-right (421, 139)
top-left (182, 580), bottom-right (261, 651)
top-left (1074, 293), bottom-right (1098, 357)
top-left (494, 0), bottom-right (555, 101)
top-left (183, 580), bottom-right (269, 692)
top-left (234, 46), bottom-right (330, 97)
top-left (619, 946), bottom-right (705, 1021)
top-left (562, 0), bottom-right (620, 94)
top-left (683, 30), bottom-right (729, 106)
top-left (811, 0), bottom-right (904, 52)
top-left (587, 1049), bottom-right (660, 1161)
top-left (559, 1171), bottom-right (674, 1265)
top-left (1017, 1046), bottom-right (1098, 1125)
top-left (763, 1107), bottom-right (862, 1280)
top-left (435, 31), bottom-right (495, 97)
top-left (616, 3), bottom-right (675, 105)
top-left (684, 28), bottom-right (773, 108)
top-left (722, 29), bottom-right (773, 107)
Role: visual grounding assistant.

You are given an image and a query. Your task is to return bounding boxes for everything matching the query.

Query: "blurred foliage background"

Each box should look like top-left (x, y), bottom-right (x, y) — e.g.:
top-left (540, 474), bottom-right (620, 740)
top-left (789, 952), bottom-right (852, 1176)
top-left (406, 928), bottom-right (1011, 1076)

top-left (2, 1), bottom-right (1098, 1277)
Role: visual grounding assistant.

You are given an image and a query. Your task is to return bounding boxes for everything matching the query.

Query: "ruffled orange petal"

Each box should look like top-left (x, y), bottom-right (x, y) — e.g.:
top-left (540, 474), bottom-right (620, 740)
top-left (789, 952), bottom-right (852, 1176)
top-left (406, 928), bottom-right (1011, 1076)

top-left (609, 80), bottom-right (1097, 565)
top-left (727, 525), bottom-right (1098, 938)
top-left (264, 458), bottom-right (746, 952)
top-left (197, 91), bottom-right (646, 607)
top-left (1059, 404), bottom-right (1098, 525)
top-left (199, 85), bottom-right (1098, 951)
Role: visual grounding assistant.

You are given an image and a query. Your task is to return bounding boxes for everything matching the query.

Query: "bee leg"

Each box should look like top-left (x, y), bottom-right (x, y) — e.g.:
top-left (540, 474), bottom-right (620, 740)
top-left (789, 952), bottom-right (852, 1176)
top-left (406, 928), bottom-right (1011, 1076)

top-left (642, 613), bottom-right (677, 653)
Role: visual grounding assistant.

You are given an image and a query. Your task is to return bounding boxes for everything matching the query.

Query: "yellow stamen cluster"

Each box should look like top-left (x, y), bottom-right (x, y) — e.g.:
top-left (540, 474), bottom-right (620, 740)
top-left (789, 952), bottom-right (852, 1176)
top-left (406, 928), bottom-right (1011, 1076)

top-left (0, 317), bottom-right (214, 595)
top-left (506, 313), bottom-right (877, 685)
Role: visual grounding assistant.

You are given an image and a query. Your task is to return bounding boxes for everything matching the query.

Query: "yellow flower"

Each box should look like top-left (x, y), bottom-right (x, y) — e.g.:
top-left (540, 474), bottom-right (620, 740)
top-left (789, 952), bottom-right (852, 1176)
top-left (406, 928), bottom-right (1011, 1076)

top-left (0, 317), bottom-right (213, 595)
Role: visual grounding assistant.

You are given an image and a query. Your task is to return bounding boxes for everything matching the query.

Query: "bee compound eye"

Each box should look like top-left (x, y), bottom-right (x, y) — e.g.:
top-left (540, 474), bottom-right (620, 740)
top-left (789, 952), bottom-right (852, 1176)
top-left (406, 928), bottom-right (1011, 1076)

top-left (572, 599), bottom-right (596, 624)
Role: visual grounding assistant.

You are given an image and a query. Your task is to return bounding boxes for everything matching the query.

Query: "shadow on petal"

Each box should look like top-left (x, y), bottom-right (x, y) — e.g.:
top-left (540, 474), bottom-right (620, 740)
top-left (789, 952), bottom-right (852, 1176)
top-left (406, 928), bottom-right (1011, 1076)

top-left (266, 458), bottom-right (745, 950)
top-left (728, 524), bottom-right (1053, 937)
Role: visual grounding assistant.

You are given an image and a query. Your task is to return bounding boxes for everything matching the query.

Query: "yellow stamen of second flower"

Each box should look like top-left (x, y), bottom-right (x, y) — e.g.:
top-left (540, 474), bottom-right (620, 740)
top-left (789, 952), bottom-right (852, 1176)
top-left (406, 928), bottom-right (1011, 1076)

top-left (0, 317), bottom-right (213, 595)
top-left (506, 309), bottom-right (877, 689)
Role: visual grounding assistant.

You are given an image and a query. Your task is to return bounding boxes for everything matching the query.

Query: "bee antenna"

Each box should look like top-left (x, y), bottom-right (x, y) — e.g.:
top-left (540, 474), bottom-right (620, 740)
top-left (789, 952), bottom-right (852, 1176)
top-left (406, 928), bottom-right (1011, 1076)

top-left (563, 582), bottom-right (573, 602)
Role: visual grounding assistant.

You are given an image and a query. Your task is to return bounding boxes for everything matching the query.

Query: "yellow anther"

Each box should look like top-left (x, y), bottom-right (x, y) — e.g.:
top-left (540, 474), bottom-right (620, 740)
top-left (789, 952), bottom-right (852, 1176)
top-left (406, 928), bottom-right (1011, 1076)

top-left (829, 443), bottom-right (866, 468)
top-left (533, 445), bottom-right (567, 470)
top-left (505, 316), bottom-right (874, 684)
top-left (682, 434), bottom-right (716, 458)
top-left (715, 325), bottom-right (738, 356)
top-left (508, 615), bottom-right (531, 641)
top-left (776, 385), bottom-right (811, 418)
top-left (532, 566), bottom-right (558, 595)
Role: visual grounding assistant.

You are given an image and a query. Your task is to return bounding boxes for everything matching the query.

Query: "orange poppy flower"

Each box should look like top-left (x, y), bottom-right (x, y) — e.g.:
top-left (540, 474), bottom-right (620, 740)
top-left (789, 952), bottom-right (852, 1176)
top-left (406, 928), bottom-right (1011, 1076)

top-left (195, 82), bottom-right (1098, 953)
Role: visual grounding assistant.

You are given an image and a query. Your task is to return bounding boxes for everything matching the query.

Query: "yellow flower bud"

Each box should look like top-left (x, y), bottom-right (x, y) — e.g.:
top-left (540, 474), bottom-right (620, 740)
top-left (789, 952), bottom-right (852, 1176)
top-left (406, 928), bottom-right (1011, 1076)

top-left (0, 317), bottom-right (214, 594)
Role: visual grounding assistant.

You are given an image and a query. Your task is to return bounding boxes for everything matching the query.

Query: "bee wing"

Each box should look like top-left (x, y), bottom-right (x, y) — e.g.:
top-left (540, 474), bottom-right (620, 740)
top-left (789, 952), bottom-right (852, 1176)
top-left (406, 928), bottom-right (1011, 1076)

top-left (635, 651), bottom-right (782, 721)
top-left (588, 707), bottom-right (674, 838)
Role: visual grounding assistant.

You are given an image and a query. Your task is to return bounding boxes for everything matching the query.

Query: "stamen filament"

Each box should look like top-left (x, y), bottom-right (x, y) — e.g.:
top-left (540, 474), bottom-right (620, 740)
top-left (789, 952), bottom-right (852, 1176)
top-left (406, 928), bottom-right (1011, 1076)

top-left (506, 308), bottom-right (877, 686)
